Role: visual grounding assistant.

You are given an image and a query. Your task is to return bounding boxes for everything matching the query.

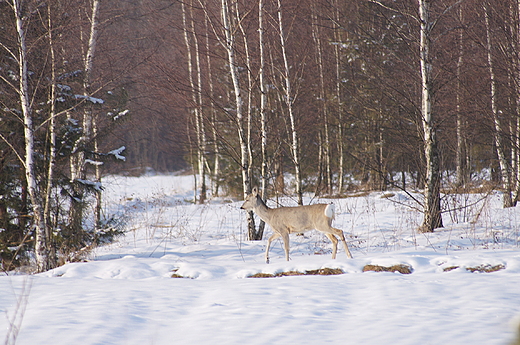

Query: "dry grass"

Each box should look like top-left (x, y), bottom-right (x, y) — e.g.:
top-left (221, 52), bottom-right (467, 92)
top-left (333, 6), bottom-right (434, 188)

top-left (362, 264), bottom-right (413, 274)
top-left (305, 268), bottom-right (344, 275)
top-left (443, 264), bottom-right (506, 273)
top-left (172, 263), bottom-right (505, 278)
top-left (248, 273), bottom-right (278, 278)
top-left (171, 269), bottom-right (191, 278)
top-left (443, 266), bottom-right (459, 272)
top-left (171, 273), bottom-right (186, 278)
top-left (248, 267), bottom-right (344, 278)
top-left (466, 264), bottom-right (505, 273)
top-left (441, 180), bottom-right (499, 195)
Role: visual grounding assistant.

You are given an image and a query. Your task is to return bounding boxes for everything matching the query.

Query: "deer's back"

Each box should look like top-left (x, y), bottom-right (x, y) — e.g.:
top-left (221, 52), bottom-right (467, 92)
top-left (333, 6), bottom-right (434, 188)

top-left (268, 204), bottom-right (331, 233)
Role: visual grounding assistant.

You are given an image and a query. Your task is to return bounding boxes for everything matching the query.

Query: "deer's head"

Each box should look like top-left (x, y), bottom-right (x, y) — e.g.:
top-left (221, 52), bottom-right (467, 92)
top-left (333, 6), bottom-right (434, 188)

top-left (240, 187), bottom-right (260, 210)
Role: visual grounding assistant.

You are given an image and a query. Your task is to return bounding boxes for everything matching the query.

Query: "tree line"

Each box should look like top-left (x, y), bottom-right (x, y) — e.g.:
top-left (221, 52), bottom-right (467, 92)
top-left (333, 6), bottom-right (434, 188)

top-left (0, 0), bottom-right (139, 272)
top-left (158, 0), bottom-right (520, 238)
top-left (2, 0), bottom-right (520, 271)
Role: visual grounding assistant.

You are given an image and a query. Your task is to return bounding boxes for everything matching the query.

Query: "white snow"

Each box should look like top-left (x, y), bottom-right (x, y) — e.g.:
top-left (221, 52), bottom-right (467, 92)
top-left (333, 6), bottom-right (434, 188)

top-left (57, 84), bottom-right (71, 92)
top-left (112, 109), bottom-right (129, 121)
top-left (107, 146), bottom-right (126, 161)
top-left (85, 159), bottom-right (104, 166)
top-left (76, 178), bottom-right (103, 192)
top-left (74, 94), bottom-right (105, 104)
top-left (1, 174), bottom-right (520, 345)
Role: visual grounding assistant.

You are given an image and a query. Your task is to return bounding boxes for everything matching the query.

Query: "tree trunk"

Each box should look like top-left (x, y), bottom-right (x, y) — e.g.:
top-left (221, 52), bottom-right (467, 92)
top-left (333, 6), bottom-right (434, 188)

top-left (257, 0), bottom-right (268, 240)
top-left (13, 0), bottom-right (49, 271)
top-left (69, 0), bottom-right (101, 241)
top-left (513, 0), bottom-right (520, 204)
top-left (183, 1), bottom-right (206, 204)
top-left (220, 0), bottom-right (256, 238)
top-left (43, 3), bottom-right (58, 268)
top-left (419, 0), bottom-right (443, 233)
top-left (192, 3), bottom-right (207, 204)
top-left (312, 10), bottom-right (332, 195)
top-left (334, 3), bottom-right (345, 194)
top-left (277, 0), bottom-right (302, 205)
top-left (484, 2), bottom-right (513, 208)
top-left (204, 14), bottom-right (221, 198)
top-left (455, 5), bottom-right (467, 188)
top-left (93, 118), bottom-right (102, 231)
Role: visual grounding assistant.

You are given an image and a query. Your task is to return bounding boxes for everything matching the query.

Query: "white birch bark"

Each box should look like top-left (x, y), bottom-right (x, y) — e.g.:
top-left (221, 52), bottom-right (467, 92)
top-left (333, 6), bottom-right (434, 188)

top-left (190, 2), bottom-right (207, 204)
top-left (259, 0), bottom-right (268, 198)
top-left (419, 0), bottom-right (443, 232)
top-left (69, 0), bottom-right (101, 238)
top-left (44, 3), bottom-right (58, 267)
top-left (13, 0), bottom-right (49, 271)
top-left (71, 0), bottom-right (100, 180)
top-left (235, 3), bottom-right (254, 188)
top-left (220, 0), bottom-right (255, 237)
top-left (84, 0), bottom-right (99, 94)
top-left (484, 3), bottom-right (513, 208)
top-left (182, 1), bottom-right (206, 204)
top-left (256, 0), bottom-right (268, 240)
top-left (182, 2), bottom-right (198, 201)
top-left (204, 14), bottom-right (220, 198)
top-left (277, 0), bottom-right (302, 205)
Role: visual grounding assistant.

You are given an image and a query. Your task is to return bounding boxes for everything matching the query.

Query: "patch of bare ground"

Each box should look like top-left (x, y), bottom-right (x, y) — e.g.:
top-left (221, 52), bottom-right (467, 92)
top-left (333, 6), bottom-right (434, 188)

top-left (443, 264), bottom-right (506, 273)
top-left (248, 268), bottom-right (344, 278)
top-left (362, 264), bottom-right (413, 274)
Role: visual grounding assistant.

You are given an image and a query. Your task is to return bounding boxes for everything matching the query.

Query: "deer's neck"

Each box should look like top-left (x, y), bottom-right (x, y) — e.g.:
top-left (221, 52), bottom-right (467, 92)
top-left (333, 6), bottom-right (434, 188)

top-left (254, 196), bottom-right (272, 223)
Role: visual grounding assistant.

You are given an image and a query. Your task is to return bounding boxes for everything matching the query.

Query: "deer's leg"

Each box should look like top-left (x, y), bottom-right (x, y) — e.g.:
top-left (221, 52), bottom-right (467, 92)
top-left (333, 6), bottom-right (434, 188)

top-left (281, 231), bottom-right (290, 261)
top-left (325, 233), bottom-right (339, 259)
top-left (265, 233), bottom-right (280, 264)
top-left (331, 227), bottom-right (353, 259)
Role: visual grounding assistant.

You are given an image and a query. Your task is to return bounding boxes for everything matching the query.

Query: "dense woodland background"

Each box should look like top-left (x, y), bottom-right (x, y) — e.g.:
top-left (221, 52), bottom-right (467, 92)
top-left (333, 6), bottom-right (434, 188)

top-left (2, 0), bottom-right (520, 271)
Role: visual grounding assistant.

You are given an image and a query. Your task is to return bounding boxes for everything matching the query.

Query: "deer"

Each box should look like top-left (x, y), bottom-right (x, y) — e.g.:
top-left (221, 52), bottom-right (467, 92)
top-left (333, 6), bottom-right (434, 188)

top-left (240, 187), bottom-right (353, 263)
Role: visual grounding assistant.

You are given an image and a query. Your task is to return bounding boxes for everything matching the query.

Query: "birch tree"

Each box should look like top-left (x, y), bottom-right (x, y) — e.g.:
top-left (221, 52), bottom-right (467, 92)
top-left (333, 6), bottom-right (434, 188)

top-left (182, 1), bottom-right (199, 201)
top-left (256, 0), bottom-right (268, 240)
top-left (8, 0), bottom-right (50, 271)
top-left (484, 2), bottom-right (513, 208)
top-left (43, 2), bottom-right (59, 267)
top-left (0, 0), bottom-right (133, 270)
top-left (69, 0), bottom-right (102, 236)
top-left (184, 0), bottom-right (207, 204)
top-left (220, 0), bottom-right (256, 238)
top-left (276, 0), bottom-right (303, 205)
top-left (204, 13), bottom-right (221, 198)
top-left (455, 4), bottom-right (467, 188)
top-left (418, 0), bottom-right (443, 232)
top-left (234, 1), bottom-right (254, 191)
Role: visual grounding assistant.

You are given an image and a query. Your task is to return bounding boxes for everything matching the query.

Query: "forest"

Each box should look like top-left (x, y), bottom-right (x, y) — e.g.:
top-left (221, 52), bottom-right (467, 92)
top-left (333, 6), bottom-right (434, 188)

top-left (1, 0), bottom-right (520, 272)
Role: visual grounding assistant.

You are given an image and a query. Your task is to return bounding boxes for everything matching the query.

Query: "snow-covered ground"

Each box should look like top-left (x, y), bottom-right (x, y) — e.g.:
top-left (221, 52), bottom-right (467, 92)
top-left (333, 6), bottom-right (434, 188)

top-left (2, 173), bottom-right (520, 344)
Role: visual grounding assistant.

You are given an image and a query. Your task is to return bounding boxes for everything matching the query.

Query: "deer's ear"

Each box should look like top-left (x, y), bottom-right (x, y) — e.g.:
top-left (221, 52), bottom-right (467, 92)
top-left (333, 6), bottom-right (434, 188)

top-left (252, 187), bottom-right (258, 196)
